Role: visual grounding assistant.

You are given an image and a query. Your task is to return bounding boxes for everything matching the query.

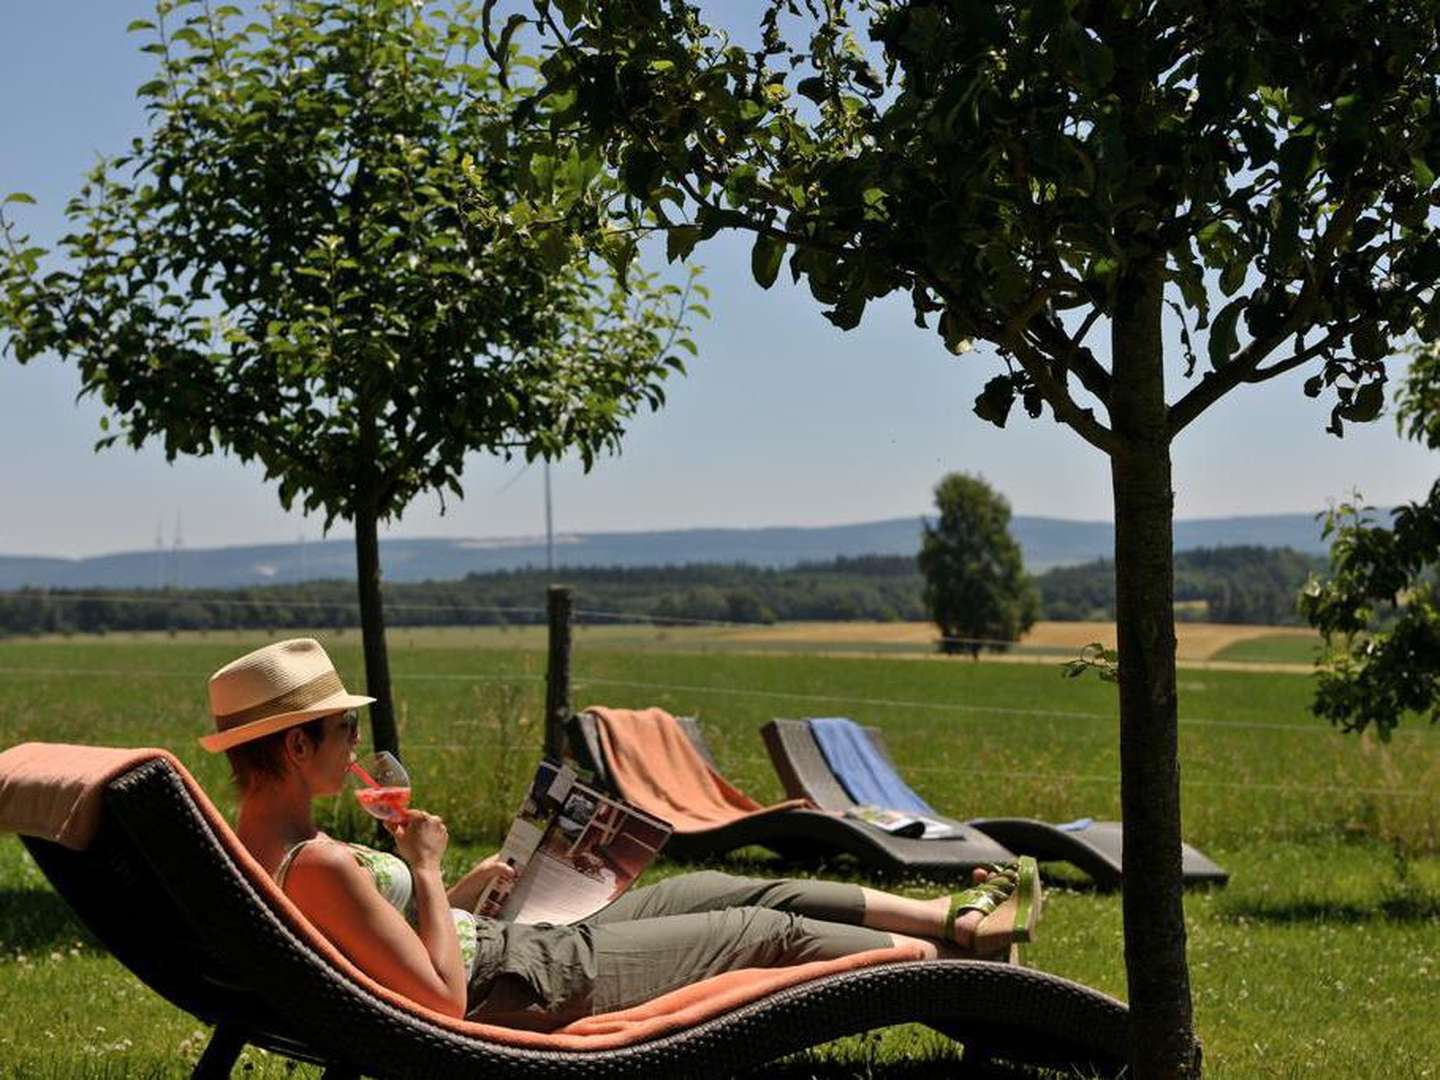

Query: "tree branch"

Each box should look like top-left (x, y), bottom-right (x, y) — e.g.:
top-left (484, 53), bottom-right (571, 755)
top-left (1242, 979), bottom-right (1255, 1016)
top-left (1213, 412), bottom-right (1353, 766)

top-left (1072, 307), bottom-right (1103, 349)
top-left (1168, 194), bottom-right (1366, 436)
top-left (1029, 312), bottom-right (1113, 403)
top-left (1008, 334), bottom-right (1123, 455)
top-left (1244, 323), bottom-right (1353, 384)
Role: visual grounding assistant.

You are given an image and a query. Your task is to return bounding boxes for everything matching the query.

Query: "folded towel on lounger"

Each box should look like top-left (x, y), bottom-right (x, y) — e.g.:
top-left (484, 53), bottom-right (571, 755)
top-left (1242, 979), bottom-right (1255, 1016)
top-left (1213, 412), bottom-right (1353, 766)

top-left (809, 717), bottom-right (935, 815)
top-left (586, 706), bottom-right (810, 832)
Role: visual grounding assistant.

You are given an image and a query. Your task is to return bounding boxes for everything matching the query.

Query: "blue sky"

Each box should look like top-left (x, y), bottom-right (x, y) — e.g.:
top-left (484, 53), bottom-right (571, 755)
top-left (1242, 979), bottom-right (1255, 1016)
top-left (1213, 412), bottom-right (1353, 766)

top-left (2, 2), bottom-right (1435, 559)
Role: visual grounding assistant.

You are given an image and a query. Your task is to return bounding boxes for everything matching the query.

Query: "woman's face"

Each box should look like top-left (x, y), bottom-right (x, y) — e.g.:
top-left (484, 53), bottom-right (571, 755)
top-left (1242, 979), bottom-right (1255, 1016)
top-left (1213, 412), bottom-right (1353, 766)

top-left (303, 709), bottom-right (360, 796)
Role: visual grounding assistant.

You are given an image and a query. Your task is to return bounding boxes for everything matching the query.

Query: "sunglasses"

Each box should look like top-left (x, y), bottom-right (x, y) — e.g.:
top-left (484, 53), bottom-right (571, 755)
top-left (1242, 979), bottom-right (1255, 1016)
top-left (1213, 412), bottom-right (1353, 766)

top-left (330, 709), bottom-right (360, 742)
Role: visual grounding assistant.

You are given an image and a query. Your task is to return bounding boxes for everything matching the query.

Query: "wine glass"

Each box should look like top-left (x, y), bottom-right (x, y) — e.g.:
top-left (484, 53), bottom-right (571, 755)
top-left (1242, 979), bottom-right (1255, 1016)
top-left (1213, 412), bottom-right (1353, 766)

top-left (349, 751), bottom-right (412, 822)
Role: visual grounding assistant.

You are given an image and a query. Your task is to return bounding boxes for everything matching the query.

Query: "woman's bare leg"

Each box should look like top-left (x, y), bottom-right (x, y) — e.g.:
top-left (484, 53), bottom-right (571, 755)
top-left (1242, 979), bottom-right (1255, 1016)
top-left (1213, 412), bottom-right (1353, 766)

top-left (857, 868), bottom-right (992, 949)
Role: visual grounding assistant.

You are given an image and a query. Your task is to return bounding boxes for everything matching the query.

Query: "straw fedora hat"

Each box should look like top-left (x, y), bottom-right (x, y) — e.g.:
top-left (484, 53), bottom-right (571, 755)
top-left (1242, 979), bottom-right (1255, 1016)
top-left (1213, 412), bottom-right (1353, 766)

top-left (200, 638), bottom-right (375, 752)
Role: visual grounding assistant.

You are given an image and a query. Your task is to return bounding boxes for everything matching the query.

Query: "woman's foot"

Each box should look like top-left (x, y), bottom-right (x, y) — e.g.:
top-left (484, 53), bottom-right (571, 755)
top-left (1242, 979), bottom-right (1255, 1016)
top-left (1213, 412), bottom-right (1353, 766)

top-left (944, 858), bottom-right (1042, 958)
top-left (943, 866), bottom-right (1015, 949)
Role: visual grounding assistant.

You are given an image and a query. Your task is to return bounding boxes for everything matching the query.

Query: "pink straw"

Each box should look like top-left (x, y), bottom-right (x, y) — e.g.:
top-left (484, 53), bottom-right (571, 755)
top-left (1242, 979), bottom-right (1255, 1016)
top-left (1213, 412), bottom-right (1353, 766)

top-left (348, 760), bottom-right (380, 788)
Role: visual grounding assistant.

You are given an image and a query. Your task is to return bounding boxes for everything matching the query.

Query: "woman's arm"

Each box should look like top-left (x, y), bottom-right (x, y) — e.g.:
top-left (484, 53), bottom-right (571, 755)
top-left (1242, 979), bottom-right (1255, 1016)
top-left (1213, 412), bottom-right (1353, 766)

top-left (285, 840), bottom-right (468, 1018)
top-left (446, 852), bottom-right (517, 912)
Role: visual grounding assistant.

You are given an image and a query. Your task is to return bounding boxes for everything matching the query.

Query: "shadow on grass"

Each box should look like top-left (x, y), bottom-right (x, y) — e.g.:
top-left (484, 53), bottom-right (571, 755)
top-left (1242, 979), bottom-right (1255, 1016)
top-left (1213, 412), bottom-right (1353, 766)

top-left (737, 1050), bottom-right (1108, 1079)
top-left (655, 852), bottom-right (1135, 899)
top-left (0, 887), bottom-right (99, 954)
top-left (1218, 891), bottom-right (1440, 925)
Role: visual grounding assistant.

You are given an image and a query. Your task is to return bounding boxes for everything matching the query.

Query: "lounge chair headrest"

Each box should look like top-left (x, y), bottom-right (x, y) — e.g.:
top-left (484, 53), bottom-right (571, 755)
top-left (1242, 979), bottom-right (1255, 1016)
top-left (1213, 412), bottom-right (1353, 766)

top-left (0, 742), bottom-right (179, 850)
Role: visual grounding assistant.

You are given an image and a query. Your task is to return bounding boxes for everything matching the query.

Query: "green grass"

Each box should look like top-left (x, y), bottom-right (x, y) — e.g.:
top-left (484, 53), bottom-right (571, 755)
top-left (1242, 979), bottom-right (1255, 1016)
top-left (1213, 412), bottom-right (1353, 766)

top-left (2, 633), bottom-right (1439, 1077)
top-left (1210, 633), bottom-right (1324, 665)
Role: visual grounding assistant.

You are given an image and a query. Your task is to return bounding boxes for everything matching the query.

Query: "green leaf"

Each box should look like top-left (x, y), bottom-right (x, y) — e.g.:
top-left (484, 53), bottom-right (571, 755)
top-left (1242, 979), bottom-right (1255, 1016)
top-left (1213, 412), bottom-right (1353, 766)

top-left (2, 192), bottom-right (36, 206)
top-left (1411, 153), bottom-right (1437, 190)
top-left (723, 164), bottom-right (759, 206)
top-left (938, 308), bottom-right (974, 355)
top-left (126, 19), bottom-right (156, 32)
top-left (750, 233), bottom-right (785, 289)
top-left (1219, 257), bottom-right (1247, 296)
top-left (666, 226), bottom-right (701, 263)
top-left (1277, 134), bottom-right (1316, 191)
top-left (1208, 299), bottom-right (1245, 369)
top-left (136, 79), bottom-right (169, 98)
top-left (1339, 379), bottom-right (1386, 423)
top-left (973, 375), bottom-right (1015, 428)
top-left (620, 145), bottom-right (663, 198)
top-left (1351, 322), bottom-right (1388, 363)
top-left (796, 76), bottom-right (827, 104)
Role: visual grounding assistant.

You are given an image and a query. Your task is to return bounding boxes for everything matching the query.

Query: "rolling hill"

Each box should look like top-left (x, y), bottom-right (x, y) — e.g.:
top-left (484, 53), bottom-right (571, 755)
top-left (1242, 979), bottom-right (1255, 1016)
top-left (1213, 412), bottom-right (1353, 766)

top-left (0, 511), bottom-right (1344, 590)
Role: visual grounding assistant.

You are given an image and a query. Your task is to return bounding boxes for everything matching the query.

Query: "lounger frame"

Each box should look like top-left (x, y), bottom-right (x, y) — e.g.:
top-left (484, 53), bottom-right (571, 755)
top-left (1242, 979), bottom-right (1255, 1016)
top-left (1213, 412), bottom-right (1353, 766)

top-left (17, 754), bottom-right (1131, 1077)
top-left (762, 718), bottom-right (1230, 889)
top-left (567, 712), bottom-right (1017, 877)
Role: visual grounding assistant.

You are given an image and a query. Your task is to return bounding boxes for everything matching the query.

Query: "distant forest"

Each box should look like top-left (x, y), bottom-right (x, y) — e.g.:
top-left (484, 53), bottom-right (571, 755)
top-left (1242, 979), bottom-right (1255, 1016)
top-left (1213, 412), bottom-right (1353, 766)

top-left (1039, 546), bottom-right (1328, 624)
top-left (0, 546), bottom-right (1326, 636)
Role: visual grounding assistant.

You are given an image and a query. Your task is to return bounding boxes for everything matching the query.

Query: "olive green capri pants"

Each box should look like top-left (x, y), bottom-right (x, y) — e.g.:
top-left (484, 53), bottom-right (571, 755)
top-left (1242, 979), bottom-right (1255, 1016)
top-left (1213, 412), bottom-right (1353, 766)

top-left (466, 870), bottom-right (890, 1026)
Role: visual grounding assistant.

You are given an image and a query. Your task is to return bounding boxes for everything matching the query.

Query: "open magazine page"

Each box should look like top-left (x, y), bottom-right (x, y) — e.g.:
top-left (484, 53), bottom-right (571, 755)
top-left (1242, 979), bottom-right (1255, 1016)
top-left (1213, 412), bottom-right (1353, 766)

top-left (844, 804), bottom-right (956, 839)
top-left (474, 760), bottom-right (672, 925)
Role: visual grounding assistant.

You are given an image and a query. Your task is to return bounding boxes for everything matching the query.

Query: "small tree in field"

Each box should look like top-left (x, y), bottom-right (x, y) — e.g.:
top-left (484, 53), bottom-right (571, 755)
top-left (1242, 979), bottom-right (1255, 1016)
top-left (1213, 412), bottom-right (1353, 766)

top-left (1303, 345), bottom-right (1440, 740)
top-left (918, 472), bottom-right (1037, 657)
top-left (0, 0), bottom-right (703, 757)
top-left (487, 2), bottom-right (1440, 1072)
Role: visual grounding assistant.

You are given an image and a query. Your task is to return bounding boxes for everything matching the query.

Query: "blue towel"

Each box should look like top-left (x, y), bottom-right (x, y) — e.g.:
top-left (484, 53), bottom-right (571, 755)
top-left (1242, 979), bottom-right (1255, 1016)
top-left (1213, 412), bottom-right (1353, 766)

top-left (809, 717), bottom-right (936, 815)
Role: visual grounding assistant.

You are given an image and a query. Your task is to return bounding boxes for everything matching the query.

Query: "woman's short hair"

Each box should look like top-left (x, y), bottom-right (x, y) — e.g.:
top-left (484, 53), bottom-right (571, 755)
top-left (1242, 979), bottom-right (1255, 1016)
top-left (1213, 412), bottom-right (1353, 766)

top-left (225, 716), bottom-right (327, 792)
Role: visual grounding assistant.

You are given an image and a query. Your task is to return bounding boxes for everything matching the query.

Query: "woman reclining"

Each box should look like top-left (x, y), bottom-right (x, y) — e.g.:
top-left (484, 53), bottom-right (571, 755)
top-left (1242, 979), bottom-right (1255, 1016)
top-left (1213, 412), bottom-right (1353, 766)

top-left (201, 639), bottom-right (1043, 1024)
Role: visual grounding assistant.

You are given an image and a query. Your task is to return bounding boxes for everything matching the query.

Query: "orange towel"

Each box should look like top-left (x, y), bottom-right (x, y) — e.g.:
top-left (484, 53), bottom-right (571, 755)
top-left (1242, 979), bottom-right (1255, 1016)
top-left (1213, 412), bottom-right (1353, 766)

top-left (0, 742), bottom-right (185, 850)
top-left (1, 740), bottom-right (920, 1051)
top-left (587, 706), bottom-right (811, 832)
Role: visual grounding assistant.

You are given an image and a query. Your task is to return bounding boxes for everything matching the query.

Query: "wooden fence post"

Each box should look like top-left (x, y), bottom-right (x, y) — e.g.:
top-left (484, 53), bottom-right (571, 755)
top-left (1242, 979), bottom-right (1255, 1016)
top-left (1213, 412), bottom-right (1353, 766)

top-left (544, 585), bottom-right (573, 760)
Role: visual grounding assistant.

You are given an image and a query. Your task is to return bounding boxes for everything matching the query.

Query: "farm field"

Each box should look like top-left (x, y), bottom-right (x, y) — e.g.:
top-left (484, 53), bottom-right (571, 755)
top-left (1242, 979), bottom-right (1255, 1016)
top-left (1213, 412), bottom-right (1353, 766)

top-left (1, 632), bottom-right (1437, 1077)
top-left (12, 618), bottom-right (1324, 666)
top-left (1209, 632), bottom-right (1326, 665)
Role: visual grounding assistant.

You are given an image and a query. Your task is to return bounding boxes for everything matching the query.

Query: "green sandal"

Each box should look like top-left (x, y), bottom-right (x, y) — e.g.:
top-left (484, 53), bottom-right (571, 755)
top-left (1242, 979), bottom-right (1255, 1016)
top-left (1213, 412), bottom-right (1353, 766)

top-left (946, 856), bottom-right (1043, 958)
top-left (976, 855), bottom-right (1042, 954)
top-left (944, 874), bottom-right (1017, 941)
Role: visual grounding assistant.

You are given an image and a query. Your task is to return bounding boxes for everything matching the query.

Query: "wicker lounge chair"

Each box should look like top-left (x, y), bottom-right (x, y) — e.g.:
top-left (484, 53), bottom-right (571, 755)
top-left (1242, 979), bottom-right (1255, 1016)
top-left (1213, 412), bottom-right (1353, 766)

top-left (567, 710), bottom-right (1017, 878)
top-left (0, 743), bottom-right (1131, 1078)
top-left (762, 718), bottom-right (1230, 890)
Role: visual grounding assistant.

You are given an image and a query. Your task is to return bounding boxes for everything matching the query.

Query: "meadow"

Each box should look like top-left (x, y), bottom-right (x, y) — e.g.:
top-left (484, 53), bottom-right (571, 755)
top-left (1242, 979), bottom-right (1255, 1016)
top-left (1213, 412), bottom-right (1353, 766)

top-left (1, 627), bottom-right (1437, 1077)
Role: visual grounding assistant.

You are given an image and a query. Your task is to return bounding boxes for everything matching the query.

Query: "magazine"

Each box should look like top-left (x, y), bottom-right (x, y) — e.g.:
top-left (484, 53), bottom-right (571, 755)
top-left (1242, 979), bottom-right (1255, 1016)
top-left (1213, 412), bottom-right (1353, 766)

top-left (473, 759), bottom-right (673, 925)
top-left (844, 804), bottom-right (956, 840)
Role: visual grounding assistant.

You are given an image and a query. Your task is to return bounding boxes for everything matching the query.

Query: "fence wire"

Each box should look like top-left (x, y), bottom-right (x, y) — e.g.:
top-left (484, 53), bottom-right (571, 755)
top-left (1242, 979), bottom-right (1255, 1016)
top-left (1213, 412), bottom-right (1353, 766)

top-left (1, 655), bottom-right (1432, 797)
top-left (1, 662), bottom-right (1432, 744)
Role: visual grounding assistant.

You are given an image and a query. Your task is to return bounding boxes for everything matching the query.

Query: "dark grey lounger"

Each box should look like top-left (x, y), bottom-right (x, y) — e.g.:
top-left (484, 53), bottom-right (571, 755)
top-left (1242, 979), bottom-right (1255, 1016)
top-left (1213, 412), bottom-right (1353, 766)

top-left (15, 752), bottom-right (1131, 1078)
top-left (762, 719), bottom-right (1230, 890)
top-left (566, 712), bottom-right (1017, 879)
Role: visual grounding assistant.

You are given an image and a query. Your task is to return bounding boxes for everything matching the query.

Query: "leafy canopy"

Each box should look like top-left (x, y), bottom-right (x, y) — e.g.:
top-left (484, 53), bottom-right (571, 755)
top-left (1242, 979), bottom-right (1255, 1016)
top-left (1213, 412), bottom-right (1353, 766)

top-left (918, 472), bottom-right (1038, 655)
top-left (0, 0), bottom-right (704, 526)
top-left (493, 0), bottom-right (1440, 450)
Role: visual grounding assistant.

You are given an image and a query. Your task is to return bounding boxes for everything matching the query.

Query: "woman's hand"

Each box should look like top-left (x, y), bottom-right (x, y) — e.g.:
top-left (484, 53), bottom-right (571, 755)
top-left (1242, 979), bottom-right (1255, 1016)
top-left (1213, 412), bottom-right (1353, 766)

top-left (445, 850), bottom-right (518, 911)
top-left (471, 852), bottom-right (518, 889)
top-left (386, 809), bottom-right (448, 872)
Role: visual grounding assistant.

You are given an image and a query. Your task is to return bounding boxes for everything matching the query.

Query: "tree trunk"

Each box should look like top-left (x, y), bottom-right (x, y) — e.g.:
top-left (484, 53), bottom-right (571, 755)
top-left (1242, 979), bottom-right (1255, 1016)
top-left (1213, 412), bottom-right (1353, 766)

top-left (544, 584), bottom-right (574, 760)
top-left (1109, 263), bottom-right (1199, 1077)
top-left (354, 493), bottom-right (398, 758)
